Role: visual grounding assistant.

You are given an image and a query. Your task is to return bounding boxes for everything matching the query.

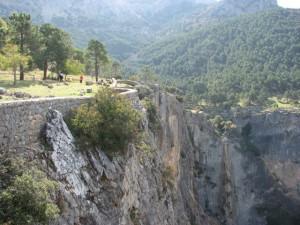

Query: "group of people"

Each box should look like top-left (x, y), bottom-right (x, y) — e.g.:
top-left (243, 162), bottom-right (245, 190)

top-left (57, 72), bottom-right (84, 83)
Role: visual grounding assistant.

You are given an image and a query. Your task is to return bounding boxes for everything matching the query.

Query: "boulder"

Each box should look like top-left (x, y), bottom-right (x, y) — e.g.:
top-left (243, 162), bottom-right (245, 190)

top-left (0, 87), bottom-right (7, 95)
top-left (14, 92), bottom-right (31, 98)
top-left (79, 89), bottom-right (86, 96)
top-left (86, 88), bottom-right (93, 93)
top-left (86, 81), bottom-right (94, 86)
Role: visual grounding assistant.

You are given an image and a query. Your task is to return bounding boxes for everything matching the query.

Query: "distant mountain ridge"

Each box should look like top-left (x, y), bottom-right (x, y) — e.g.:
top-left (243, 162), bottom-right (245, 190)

top-left (0, 0), bottom-right (278, 59)
top-left (132, 8), bottom-right (300, 77)
top-left (209, 0), bottom-right (277, 16)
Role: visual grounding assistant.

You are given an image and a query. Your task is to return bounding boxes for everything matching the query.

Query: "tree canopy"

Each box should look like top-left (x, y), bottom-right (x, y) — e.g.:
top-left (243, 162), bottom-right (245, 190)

top-left (70, 88), bottom-right (141, 153)
top-left (0, 12), bottom-right (116, 83)
top-left (0, 44), bottom-right (30, 85)
top-left (86, 39), bottom-right (108, 82)
top-left (0, 157), bottom-right (60, 225)
top-left (135, 9), bottom-right (300, 107)
top-left (0, 18), bottom-right (8, 49)
top-left (33, 23), bottom-right (73, 79)
top-left (8, 13), bottom-right (32, 80)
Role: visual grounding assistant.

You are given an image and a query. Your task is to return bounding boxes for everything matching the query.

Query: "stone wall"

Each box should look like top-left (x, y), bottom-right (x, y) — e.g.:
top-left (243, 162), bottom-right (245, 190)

top-left (0, 87), bottom-right (140, 152)
top-left (0, 97), bottom-right (91, 151)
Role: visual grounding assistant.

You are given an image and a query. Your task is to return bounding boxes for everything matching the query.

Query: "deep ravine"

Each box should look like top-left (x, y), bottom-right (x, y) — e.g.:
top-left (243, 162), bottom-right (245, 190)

top-left (24, 89), bottom-right (300, 225)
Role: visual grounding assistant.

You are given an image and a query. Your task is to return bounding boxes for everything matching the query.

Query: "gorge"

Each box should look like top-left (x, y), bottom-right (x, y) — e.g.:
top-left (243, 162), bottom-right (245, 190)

top-left (1, 84), bottom-right (299, 225)
top-left (0, 0), bottom-right (299, 224)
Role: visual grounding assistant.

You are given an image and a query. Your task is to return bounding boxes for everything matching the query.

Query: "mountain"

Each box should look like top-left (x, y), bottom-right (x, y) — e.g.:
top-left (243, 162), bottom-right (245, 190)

top-left (133, 8), bottom-right (300, 77)
top-left (0, 0), bottom-right (213, 59)
top-left (131, 9), bottom-right (300, 105)
top-left (207, 0), bottom-right (278, 17)
top-left (0, 0), bottom-right (277, 59)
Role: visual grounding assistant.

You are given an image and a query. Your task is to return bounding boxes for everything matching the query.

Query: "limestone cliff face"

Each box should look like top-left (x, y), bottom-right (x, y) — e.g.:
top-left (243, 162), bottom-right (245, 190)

top-left (39, 90), bottom-right (300, 225)
top-left (44, 91), bottom-right (217, 225)
top-left (186, 109), bottom-right (300, 225)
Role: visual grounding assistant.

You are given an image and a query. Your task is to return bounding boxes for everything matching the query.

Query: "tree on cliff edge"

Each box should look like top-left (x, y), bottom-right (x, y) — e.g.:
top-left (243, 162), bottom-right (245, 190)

top-left (86, 39), bottom-right (108, 82)
top-left (9, 13), bottom-right (32, 81)
top-left (33, 24), bottom-right (72, 80)
top-left (0, 18), bottom-right (8, 49)
top-left (0, 44), bottom-right (30, 86)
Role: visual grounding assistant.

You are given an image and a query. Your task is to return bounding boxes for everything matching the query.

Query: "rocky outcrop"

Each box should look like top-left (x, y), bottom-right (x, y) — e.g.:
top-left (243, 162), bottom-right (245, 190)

top-left (186, 109), bottom-right (300, 225)
top-left (0, 97), bottom-right (90, 151)
top-left (44, 91), bottom-right (218, 225)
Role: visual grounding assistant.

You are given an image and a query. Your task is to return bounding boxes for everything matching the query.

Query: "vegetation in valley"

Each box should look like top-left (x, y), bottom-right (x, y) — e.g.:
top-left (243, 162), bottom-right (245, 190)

top-left (69, 88), bottom-right (141, 153)
top-left (210, 115), bottom-right (234, 135)
top-left (136, 9), bottom-right (300, 108)
top-left (142, 97), bottom-right (161, 132)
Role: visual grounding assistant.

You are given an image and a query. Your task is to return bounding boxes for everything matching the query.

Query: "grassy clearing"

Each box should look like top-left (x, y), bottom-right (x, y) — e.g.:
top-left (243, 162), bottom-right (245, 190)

top-left (237, 96), bottom-right (300, 111)
top-left (262, 97), bottom-right (300, 112)
top-left (268, 97), bottom-right (297, 109)
top-left (0, 71), bottom-right (101, 101)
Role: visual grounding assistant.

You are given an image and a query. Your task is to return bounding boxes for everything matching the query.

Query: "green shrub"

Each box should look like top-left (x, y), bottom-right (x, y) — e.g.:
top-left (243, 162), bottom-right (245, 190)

top-left (176, 95), bottom-right (184, 103)
top-left (210, 115), bottom-right (226, 134)
top-left (0, 168), bottom-right (60, 225)
top-left (70, 88), bottom-right (141, 153)
top-left (210, 115), bottom-right (234, 135)
top-left (129, 207), bottom-right (141, 225)
top-left (162, 166), bottom-right (175, 189)
top-left (0, 156), bottom-right (24, 189)
top-left (142, 98), bottom-right (160, 132)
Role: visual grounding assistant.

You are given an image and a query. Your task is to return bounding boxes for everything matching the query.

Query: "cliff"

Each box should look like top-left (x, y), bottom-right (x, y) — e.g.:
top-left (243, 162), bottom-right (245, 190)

top-left (186, 109), bottom-right (300, 225)
top-left (43, 89), bottom-right (217, 225)
top-left (1, 87), bottom-right (300, 225)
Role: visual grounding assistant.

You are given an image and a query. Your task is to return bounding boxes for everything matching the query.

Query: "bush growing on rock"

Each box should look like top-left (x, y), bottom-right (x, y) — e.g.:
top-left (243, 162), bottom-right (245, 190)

top-left (162, 165), bottom-right (176, 189)
top-left (0, 156), bottom-right (24, 189)
top-left (70, 88), bottom-right (141, 153)
top-left (210, 115), bottom-right (234, 135)
top-left (142, 97), bottom-right (160, 132)
top-left (0, 162), bottom-right (60, 225)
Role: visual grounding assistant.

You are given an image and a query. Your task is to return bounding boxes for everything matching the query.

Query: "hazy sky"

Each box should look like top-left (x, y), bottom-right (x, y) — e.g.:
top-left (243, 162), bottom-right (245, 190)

top-left (277, 0), bottom-right (300, 8)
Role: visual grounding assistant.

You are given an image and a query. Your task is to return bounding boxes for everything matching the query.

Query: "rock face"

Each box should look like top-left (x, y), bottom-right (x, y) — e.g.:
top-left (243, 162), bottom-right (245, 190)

top-left (0, 97), bottom-right (90, 151)
top-left (42, 91), bottom-right (300, 225)
top-left (44, 92), bottom-right (217, 225)
top-left (186, 109), bottom-right (300, 225)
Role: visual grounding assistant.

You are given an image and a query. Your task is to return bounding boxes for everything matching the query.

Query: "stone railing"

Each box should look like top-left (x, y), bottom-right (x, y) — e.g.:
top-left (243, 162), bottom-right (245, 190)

top-left (114, 87), bottom-right (141, 110)
top-left (0, 97), bottom-right (91, 151)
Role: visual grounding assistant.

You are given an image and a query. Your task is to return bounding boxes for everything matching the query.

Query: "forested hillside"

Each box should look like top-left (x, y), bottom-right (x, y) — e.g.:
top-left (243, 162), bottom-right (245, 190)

top-left (0, 0), bottom-right (214, 59)
top-left (134, 9), bottom-right (300, 107)
top-left (0, 0), bottom-right (277, 60)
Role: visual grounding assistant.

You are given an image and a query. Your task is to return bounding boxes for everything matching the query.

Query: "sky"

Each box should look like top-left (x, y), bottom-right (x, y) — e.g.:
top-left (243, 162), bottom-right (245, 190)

top-left (277, 0), bottom-right (300, 8)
